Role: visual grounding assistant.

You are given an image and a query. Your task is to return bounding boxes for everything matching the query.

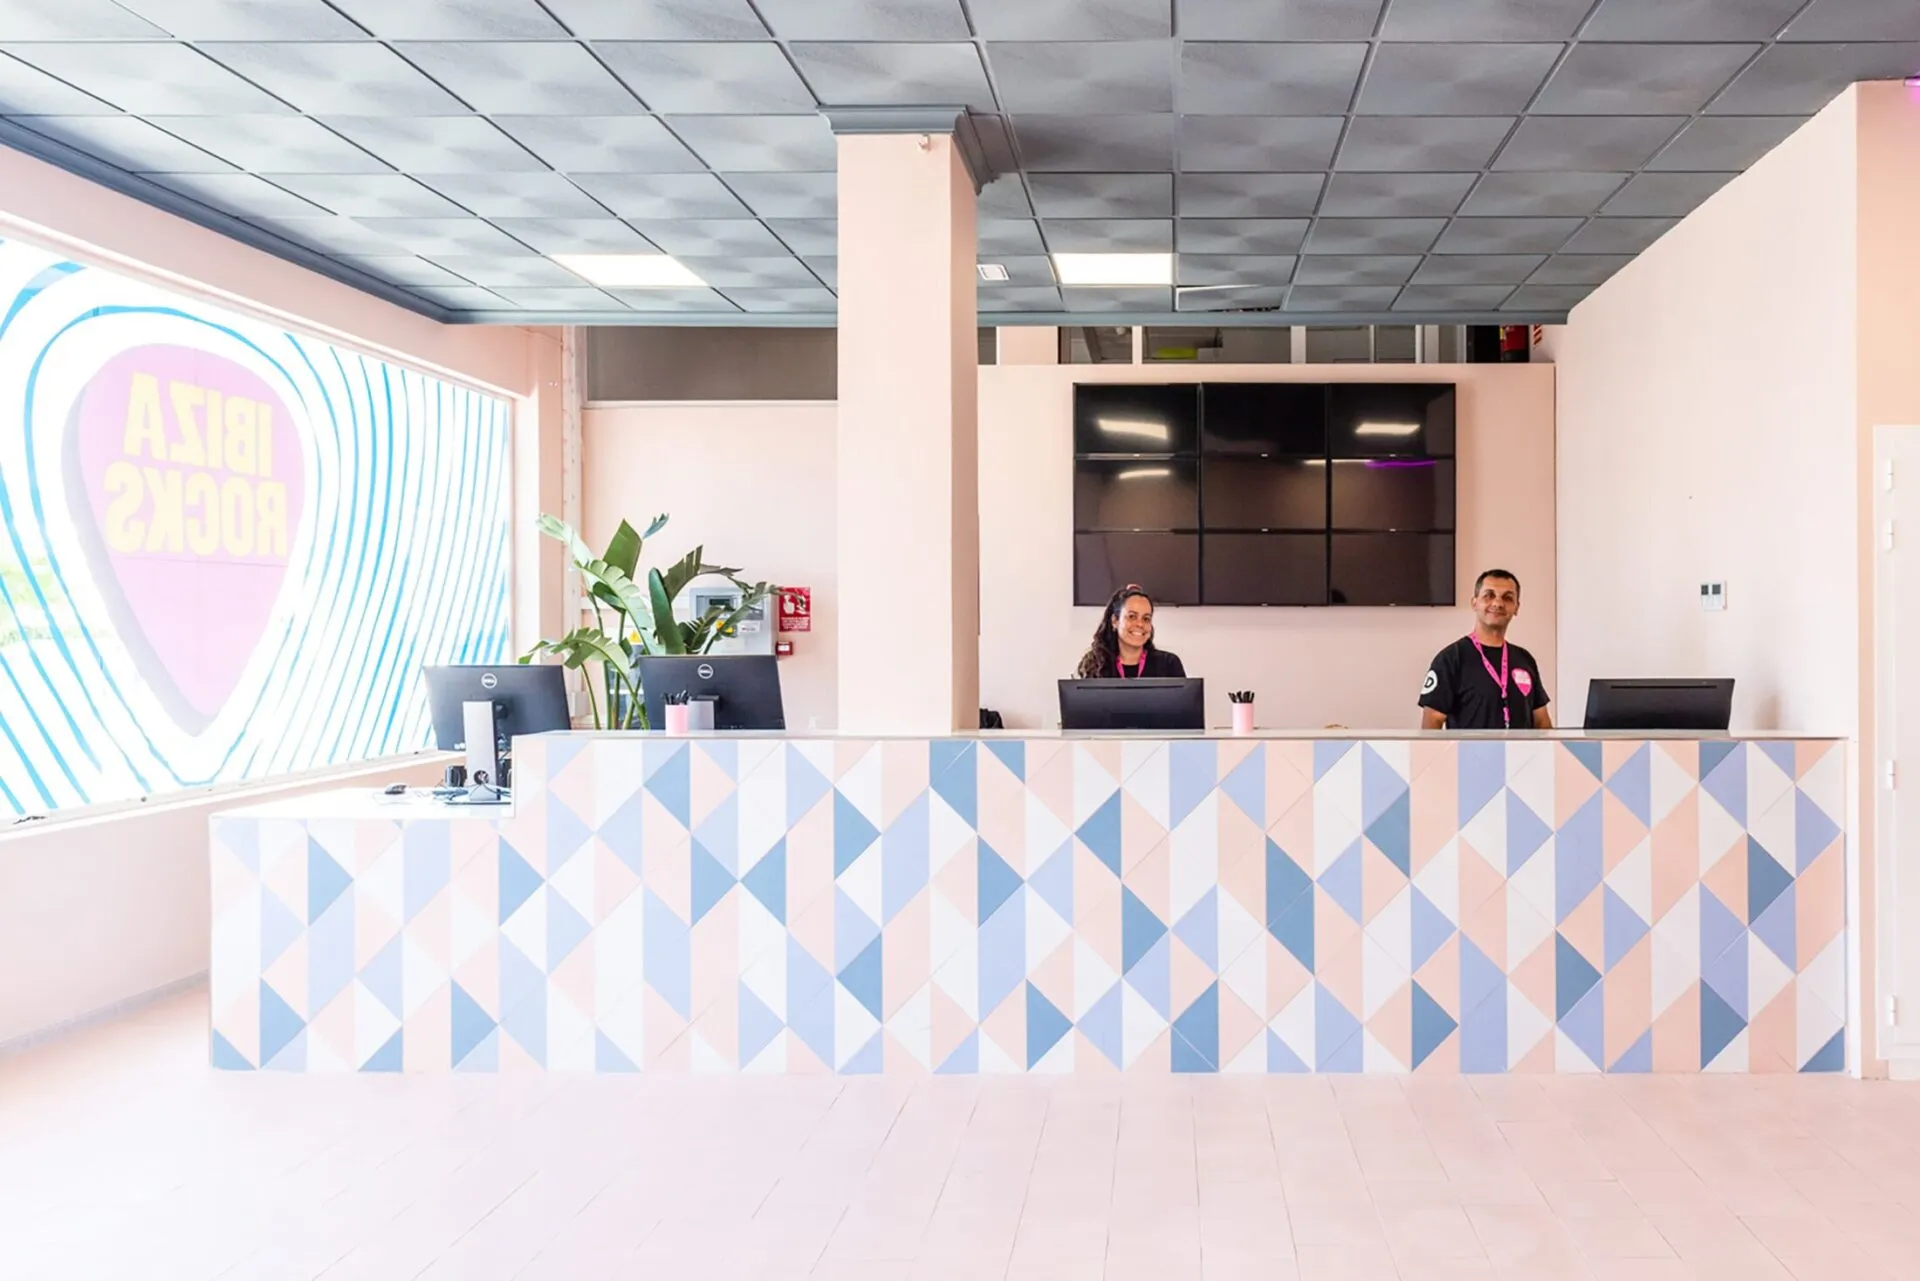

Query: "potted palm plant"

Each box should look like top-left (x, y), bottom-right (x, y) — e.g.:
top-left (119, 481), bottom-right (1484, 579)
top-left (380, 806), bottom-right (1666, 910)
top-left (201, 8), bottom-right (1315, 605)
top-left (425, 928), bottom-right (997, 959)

top-left (521, 513), bottom-right (772, 729)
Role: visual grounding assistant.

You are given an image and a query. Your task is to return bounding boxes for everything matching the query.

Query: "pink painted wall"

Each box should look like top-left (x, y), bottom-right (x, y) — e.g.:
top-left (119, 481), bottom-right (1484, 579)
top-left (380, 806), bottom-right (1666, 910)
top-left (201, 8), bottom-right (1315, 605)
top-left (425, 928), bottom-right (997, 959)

top-left (581, 402), bottom-right (840, 732)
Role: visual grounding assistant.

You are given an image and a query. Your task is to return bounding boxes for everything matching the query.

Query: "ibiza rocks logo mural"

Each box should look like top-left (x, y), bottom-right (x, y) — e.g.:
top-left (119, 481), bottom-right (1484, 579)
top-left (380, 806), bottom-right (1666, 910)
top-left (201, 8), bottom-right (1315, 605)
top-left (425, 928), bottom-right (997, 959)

top-left (62, 345), bottom-right (305, 734)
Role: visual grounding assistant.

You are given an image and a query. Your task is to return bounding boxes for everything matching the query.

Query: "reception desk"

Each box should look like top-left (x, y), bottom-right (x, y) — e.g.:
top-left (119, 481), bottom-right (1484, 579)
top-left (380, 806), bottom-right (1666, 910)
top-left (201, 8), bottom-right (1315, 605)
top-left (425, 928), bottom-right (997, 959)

top-left (209, 731), bottom-right (1847, 1076)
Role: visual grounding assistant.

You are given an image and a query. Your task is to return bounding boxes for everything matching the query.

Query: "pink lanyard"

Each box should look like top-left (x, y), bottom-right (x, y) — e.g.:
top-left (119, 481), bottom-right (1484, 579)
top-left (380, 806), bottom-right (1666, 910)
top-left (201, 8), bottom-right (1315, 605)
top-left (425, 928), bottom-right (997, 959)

top-left (1469, 635), bottom-right (1511, 729)
top-left (1117, 652), bottom-right (1146, 679)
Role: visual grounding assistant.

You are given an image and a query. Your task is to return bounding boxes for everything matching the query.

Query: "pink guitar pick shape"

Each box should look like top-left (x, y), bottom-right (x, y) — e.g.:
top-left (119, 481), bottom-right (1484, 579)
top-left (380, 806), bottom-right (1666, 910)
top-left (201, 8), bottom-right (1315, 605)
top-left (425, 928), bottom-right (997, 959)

top-left (63, 344), bottom-right (305, 734)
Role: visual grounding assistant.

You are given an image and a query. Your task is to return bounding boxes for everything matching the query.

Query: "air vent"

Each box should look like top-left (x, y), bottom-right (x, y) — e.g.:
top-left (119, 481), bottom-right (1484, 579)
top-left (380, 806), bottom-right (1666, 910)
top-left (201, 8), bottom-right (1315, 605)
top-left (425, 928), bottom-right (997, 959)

top-left (976, 263), bottom-right (1010, 282)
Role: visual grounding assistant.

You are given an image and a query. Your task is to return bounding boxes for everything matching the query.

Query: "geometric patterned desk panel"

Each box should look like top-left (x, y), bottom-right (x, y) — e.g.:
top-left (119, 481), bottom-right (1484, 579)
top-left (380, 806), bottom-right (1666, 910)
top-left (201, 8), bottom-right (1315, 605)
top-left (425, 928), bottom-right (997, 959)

top-left (210, 735), bottom-right (1847, 1075)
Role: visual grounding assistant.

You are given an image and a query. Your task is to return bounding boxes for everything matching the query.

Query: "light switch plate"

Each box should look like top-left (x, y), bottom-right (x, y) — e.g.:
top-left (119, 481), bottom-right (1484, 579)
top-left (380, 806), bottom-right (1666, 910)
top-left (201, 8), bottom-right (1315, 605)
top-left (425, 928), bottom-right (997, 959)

top-left (1700, 581), bottom-right (1726, 612)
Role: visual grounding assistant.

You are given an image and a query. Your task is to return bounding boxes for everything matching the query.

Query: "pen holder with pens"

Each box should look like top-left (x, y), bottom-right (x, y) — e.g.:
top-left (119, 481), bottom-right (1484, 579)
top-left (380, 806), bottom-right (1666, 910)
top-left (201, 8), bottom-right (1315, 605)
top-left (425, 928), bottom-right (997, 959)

top-left (1229, 690), bottom-right (1255, 736)
top-left (663, 691), bottom-right (691, 735)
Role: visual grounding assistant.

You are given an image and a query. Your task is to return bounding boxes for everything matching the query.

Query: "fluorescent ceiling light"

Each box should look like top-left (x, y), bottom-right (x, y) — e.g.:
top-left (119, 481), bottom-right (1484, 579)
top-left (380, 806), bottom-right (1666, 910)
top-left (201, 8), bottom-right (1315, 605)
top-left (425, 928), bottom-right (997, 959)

top-left (1052, 252), bottom-right (1173, 286)
top-left (1115, 466), bottom-right (1172, 480)
top-left (1096, 417), bottom-right (1170, 442)
top-left (976, 263), bottom-right (1010, 282)
top-left (550, 253), bottom-right (706, 288)
top-left (1354, 421), bottom-right (1421, 437)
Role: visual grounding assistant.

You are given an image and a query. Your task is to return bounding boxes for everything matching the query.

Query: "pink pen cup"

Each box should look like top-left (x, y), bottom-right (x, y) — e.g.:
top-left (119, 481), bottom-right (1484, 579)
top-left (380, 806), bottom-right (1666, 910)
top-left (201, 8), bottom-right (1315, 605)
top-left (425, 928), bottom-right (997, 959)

top-left (665, 704), bottom-right (690, 734)
top-left (1232, 702), bottom-right (1255, 736)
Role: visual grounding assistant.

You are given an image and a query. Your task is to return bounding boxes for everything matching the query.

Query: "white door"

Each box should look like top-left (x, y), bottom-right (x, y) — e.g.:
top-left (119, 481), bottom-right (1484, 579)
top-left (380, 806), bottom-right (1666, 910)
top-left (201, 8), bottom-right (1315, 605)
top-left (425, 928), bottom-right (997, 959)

top-left (1874, 425), bottom-right (1920, 1059)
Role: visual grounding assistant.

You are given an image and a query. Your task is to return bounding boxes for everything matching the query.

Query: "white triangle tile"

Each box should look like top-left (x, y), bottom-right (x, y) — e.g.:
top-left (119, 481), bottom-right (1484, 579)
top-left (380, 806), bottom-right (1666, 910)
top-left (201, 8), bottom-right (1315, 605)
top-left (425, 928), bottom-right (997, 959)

top-left (595, 885), bottom-right (647, 1014)
top-left (1798, 933), bottom-right (1847, 1065)
top-left (1554, 1027), bottom-right (1601, 1073)
top-left (1272, 984), bottom-right (1316, 1068)
top-left (791, 740), bottom-right (835, 790)
top-left (547, 842), bottom-right (596, 920)
top-left (1608, 837), bottom-right (1654, 925)
top-left (1121, 741), bottom-right (1170, 829)
top-left (1026, 890), bottom-right (1072, 965)
top-left (1361, 933), bottom-right (1408, 1021)
top-left (1368, 739), bottom-right (1411, 787)
top-left (1220, 937), bottom-right (1266, 1019)
top-left (359, 841), bottom-right (405, 925)
top-left (1413, 836), bottom-right (1461, 920)
top-left (743, 1032), bottom-right (787, 1073)
top-left (1362, 1028), bottom-right (1406, 1074)
top-left (449, 893), bottom-right (493, 972)
top-left (889, 986), bottom-right (933, 1070)
top-left (1697, 792), bottom-right (1746, 877)
top-left (834, 982), bottom-right (881, 1069)
top-left (1033, 1029), bottom-right (1075, 1074)
top-left (1073, 743), bottom-right (1120, 826)
top-left (934, 927), bottom-right (980, 1021)
top-left (1074, 938), bottom-right (1119, 1021)
top-left (928, 791), bottom-right (973, 874)
top-left (737, 893), bottom-right (787, 976)
top-left (1024, 792), bottom-right (1071, 878)
top-left (1747, 789), bottom-right (1795, 873)
top-left (1217, 889), bottom-right (1264, 974)
top-left (1749, 932), bottom-right (1795, 1018)
top-left (930, 891), bottom-right (974, 980)
top-left (837, 742), bottom-right (884, 828)
top-left (1507, 987), bottom-right (1552, 1066)
top-left (978, 1026), bottom-right (1022, 1074)
top-left (1650, 747), bottom-right (1696, 826)
top-left (400, 933), bottom-right (450, 1017)
top-left (1748, 746), bottom-right (1795, 828)
top-left (1170, 792), bottom-right (1221, 921)
top-left (740, 928), bottom-right (788, 1021)
top-left (210, 892), bottom-right (260, 995)
top-left (1366, 885), bottom-right (1414, 978)
top-left (1121, 981), bottom-right (1168, 1069)
top-left (1651, 896), bottom-right (1701, 1017)
top-left (593, 739), bottom-right (646, 827)
top-left (1505, 743), bottom-right (1555, 828)
top-left (499, 884), bottom-right (549, 969)
top-left (1460, 790), bottom-right (1508, 872)
top-left (1313, 748), bottom-right (1363, 875)
top-left (1225, 1030), bottom-right (1268, 1074)
top-left (1508, 844), bottom-right (1556, 932)
top-left (838, 843), bottom-right (884, 926)
top-left (599, 988), bottom-right (646, 1069)
top-left (690, 1030), bottom-right (733, 1073)
top-left (1704, 1027), bottom-right (1749, 1072)
top-left (310, 818), bottom-right (357, 871)
top-left (736, 755), bottom-right (788, 871)
top-left (546, 990), bottom-right (595, 1071)
top-left (353, 981), bottom-right (401, 1066)
top-left (1798, 745), bottom-right (1846, 825)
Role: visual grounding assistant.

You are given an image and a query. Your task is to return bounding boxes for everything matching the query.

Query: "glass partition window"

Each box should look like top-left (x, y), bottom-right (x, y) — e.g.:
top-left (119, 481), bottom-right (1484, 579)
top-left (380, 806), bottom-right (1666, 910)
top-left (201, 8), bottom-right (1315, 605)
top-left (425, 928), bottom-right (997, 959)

top-left (0, 234), bottom-right (511, 818)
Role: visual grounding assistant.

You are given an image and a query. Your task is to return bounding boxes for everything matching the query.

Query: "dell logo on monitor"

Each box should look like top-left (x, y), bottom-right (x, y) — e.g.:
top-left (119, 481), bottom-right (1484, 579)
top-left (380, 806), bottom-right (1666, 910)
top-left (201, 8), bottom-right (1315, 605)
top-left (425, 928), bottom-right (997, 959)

top-left (697, 663), bottom-right (715, 681)
top-left (480, 672), bottom-right (498, 690)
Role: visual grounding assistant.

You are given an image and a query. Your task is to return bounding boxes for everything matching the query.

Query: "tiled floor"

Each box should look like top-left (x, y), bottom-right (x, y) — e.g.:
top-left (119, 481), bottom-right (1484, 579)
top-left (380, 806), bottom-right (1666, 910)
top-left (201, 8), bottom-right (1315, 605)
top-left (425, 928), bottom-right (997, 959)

top-left (3, 989), bottom-right (1918, 1281)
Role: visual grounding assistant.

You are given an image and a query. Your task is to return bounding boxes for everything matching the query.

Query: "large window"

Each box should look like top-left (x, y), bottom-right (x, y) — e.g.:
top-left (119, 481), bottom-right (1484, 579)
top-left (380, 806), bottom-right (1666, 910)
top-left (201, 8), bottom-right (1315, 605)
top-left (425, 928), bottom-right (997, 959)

top-left (1073, 382), bottom-right (1456, 607)
top-left (0, 234), bottom-right (511, 818)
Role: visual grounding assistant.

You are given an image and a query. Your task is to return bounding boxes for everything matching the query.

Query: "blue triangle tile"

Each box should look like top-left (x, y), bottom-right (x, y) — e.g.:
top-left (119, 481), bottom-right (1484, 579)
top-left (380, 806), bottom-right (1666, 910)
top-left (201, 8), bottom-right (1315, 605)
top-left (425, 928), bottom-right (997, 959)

top-left (1701, 982), bottom-right (1747, 1068)
top-left (833, 790), bottom-right (880, 876)
top-left (1172, 982), bottom-right (1220, 1073)
top-left (1361, 744), bottom-right (1410, 828)
top-left (360, 933), bottom-right (404, 1019)
top-left (1411, 981), bottom-right (1457, 1069)
top-left (1267, 1030), bottom-right (1309, 1073)
top-left (499, 940), bottom-right (547, 1063)
top-left (1555, 792), bottom-right (1603, 923)
top-left (1271, 890), bottom-right (1315, 974)
top-left (1266, 838), bottom-right (1312, 928)
top-left (1700, 895), bottom-right (1748, 1021)
top-left (1169, 740), bottom-right (1217, 828)
top-left (1122, 886), bottom-right (1169, 974)
top-left (498, 840), bottom-right (542, 925)
top-left (548, 891), bottom-right (593, 969)
top-left (978, 840), bottom-right (1023, 926)
top-left (693, 794), bottom-right (739, 877)
top-left (546, 798), bottom-right (592, 870)
top-left (1701, 883), bottom-right (1745, 957)
top-left (1555, 933), bottom-right (1601, 1021)
top-left (1365, 792), bottom-right (1412, 877)
top-left (691, 841), bottom-right (736, 925)
top-left (260, 887), bottom-right (304, 968)
top-left (695, 738), bottom-right (738, 783)
top-left (1410, 887), bottom-right (1455, 972)
top-left (1315, 984), bottom-right (1363, 1072)
top-left (1795, 789), bottom-right (1841, 872)
top-left (881, 793), bottom-right (931, 925)
top-left (602, 788), bottom-right (646, 875)
top-left (1459, 937), bottom-right (1505, 1025)
top-left (362, 1030), bottom-right (403, 1073)
top-left (1313, 740), bottom-right (1355, 781)
top-left (1611, 1027), bottom-right (1653, 1074)
top-left (979, 887), bottom-right (1026, 1015)
top-left (545, 733), bottom-right (589, 779)
top-left (1459, 740), bottom-right (1506, 822)
top-left (1752, 884), bottom-right (1796, 970)
top-left (739, 983), bottom-right (785, 1066)
top-left (842, 1030), bottom-right (884, 1075)
top-left (1127, 933), bottom-right (1172, 1019)
top-left (1699, 741), bottom-right (1746, 823)
top-left (450, 981), bottom-right (495, 1067)
top-left (1748, 838), bottom-right (1793, 923)
top-left (1565, 740), bottom-right (1603, 782)
top-left (1081, 982), bottom-right (1123, 1068)
top-left (265, 1028), bottom-right (308, 1071)
top-left (221, 818), bottom-right (260, 871)
top-left (1029, 840), bottom-right (1075, 923)
top-left (1219, 745), bottom-right (1265, 828)
top-left (402, 823), bottom-right (451, 922)
top-left (1802, 1028), bottom-right (1845, 1073)
top-left (1506, 792), bottom-right (1552, 874)
top-left (211, 1031), bottom-right (252, 1071)
top-left (595, 1031), bottom-right (638, 1073)
top-left (787, 984), bottom-right (834, 1070)
top-left (1076, 793), bottom-right (1122, 877)
top-left (1602, 887), bottom-right (1650, 972)
top-left (455, 1027), bottom-right (499, 1072)
top-left (937, 1030), bottom-right (980, 1075)
top-left (1174, 888), bottom-right (1219, 971)
top-left (1459, 978), bottom-right (1508, 1075)
top-left (1759, 741), bottom-right (1797, 780)
top-left (929, 740), bottom-right (978, 827)
top-left (1605, 743), bottom-right (1652, 826)
top-left (839, 935), bottom-right (884, 1022)
top-left (644, 891), bottom-right (691, 1018)
top-left (307, 838), bottom-right (352, 925)
top-left (644, 740), bottom-right (691, 826)
top-left (834, 888), bottom-right (880, 975)
top-left (785, 745), bottom-right (832, 825)
top-left (985, 740), bottom-right (1025, 781)
top-left (1026, 982), bottom-right (1073, 1068)
top-left (1560, 980), bottom-right (1605, 1069)
top-left (1319, 840), bottom-right (1364, 924)
top-left (742, 838), bottom-right (787, 923)
top-left (307, 894), bottom-right (355, 1016)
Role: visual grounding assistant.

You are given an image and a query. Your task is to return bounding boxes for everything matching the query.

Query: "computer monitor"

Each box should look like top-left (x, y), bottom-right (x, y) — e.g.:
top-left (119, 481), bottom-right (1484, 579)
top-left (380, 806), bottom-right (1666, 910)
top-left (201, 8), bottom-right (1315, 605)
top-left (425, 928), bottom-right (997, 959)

top-left (1583, 678), bottom-right (1735, 731)
top-left (422, 663), bottom-right (572, 750)
top-left (639, 655), bottom-right (786, 731)
top-left (1058, 678), bottom-right (1206, 731)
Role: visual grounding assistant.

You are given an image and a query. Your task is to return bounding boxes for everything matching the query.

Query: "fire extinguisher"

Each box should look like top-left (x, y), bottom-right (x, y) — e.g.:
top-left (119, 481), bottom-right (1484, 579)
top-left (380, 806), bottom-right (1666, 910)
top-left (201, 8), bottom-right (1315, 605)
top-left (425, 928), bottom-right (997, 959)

top-left (1498, 325), bottom-right (1530, 363)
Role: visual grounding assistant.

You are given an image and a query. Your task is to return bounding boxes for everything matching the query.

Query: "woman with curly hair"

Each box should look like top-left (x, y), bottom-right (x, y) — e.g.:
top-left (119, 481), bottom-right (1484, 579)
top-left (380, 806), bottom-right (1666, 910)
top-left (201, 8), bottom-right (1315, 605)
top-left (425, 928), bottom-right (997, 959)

top-left (1075, 584), bottom-right (1186, 680)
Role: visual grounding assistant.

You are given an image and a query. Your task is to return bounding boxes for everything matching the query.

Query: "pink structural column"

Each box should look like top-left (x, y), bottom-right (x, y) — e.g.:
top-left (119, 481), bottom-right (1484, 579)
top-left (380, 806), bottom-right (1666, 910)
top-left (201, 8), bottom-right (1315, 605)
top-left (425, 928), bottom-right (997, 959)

top-left (832, 115), bottom-right (983, 733)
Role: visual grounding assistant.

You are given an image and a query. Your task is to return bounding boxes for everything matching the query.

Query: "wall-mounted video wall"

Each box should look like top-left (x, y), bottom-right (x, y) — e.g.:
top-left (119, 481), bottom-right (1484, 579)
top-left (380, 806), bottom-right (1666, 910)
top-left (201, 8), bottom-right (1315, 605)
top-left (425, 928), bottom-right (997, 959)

top-left (1073, 382), bottom-right (1457, 607)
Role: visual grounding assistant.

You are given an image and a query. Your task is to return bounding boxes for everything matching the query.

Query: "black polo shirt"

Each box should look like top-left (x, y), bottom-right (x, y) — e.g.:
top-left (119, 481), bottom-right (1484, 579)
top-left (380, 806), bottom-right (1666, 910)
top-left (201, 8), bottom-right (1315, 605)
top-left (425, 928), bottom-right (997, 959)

top-left (1099, 648), bottom-right (1186, 680)
top-left (1419, 637), bottom-right (1548, 730)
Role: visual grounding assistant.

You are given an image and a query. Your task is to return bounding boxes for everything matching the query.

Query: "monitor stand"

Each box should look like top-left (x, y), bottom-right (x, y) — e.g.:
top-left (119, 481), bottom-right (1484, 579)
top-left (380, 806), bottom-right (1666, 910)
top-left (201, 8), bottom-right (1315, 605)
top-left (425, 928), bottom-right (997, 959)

top-left (456, 699), bottom-right (512, 805)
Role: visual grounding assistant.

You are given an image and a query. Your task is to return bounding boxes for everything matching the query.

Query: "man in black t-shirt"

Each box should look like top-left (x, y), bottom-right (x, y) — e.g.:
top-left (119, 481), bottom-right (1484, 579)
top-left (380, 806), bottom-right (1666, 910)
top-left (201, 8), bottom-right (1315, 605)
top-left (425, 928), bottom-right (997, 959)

top-left (1419, 568), bottom-right (1552, 731)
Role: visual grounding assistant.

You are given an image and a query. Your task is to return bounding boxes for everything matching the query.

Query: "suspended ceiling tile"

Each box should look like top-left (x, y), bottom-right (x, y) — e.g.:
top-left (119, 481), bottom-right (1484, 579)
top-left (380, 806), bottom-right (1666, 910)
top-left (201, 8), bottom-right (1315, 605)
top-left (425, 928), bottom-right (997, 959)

top-left (596, 42), bottom-right (817, 113)
top-left (326, 0), bottom-right (568, 38)
top-left (752, 0), bottom-right (970, 39)
top-left (328, 254), bottom-right (480, 288)
top-left (1177, 284), bottom-right (1290, 311)
top-left (787, 42), bottom-right (994, 110)
top-left (1043, 217), bottom-right (1173, 251)
top-left (1582, 0), bottom-right (1809, 41)
top-left (667, 114), bottom-right (837, 171)
top-left (1459, 170), bottom-right (1630, 216)
top-left (1334, 116), bottom-right (1516, 172)
top-left (971, 113), bottom-right (1020, 174)
top-left (353, 215), bottom-right (543, 255)
top-left (154, 115), bottom-right (391, 174)
top-left (1780, 0), bottom-right (1920, 41)
top-left (1292, 254), bottom-right (1421, 285)
top-left (1176, 217), bottom-right (1309, 253)
top-left (979, 285), bottom-right (1062, 309)
top-left (1284, 284), bottom-right (1403, 311)
top-left (260, 215), bottom-right (404, 255)
top-left (490, 115), bottom-right (704, 171)
top-left (1355, 43), bottom-right (1562, 115)
top-left (1707, 41), bottom-right (1920, 113)
top-left (397, 42), bottom-right (645, 114)
top-left (1175, 172), bottom-right (1324, 217)
top-left (633, 217), bottom-right (795, 255)
top-left (115, 0), bottom-right (369, 39)
top-left (802, 256), bottom-right (837, 286)
top-left (1318, 172), bottom-right (1476, 218)
top-left (8, 115), bottom-right (235, 172)
top-left (977, 176), bottom-right (1034, 216)
top-left (0, 0), bottom-right (168, 38)
top-left (1503, 283), bottom-right (1593, 311)
top-left (405, 283), bottom-right (514, 309)
top-left (1303, 218), bottom-right (1447, 255)
top-left (270, 174), bottom-right (471, 218)
top-left (976, 219), bottom-right (1049, 255)
top-left (675, 256), bottom-right (825, 288)
top-left (1380, 0), bottom-right (1592, 40)
top-left (1559, 216), bottom-right (1678, 253)
top-left (1532, 42), bottom-right (1759, 115)
top-left (1175, 254), bottom-right (1296, 286)
top-left (0, 53), bottom-right (120, 114)
top-left (198, 43), bottom-right (473, 116)
top-left (1174, 0), bottom-right (1385, 40)
top-left (722, 171), bottom-right (838, 218)
top-left (1409, 254), bottom-right (1545, 285)
top-left (1393, 284), bottom-right (1516, 311)
top-left (1012, 114), bottom-right (1175, 171)
top-left (487, 217), bottom-right (658, 252)
top-left (1030, 172), bottom-right (1174, 218)
top-left (3, 42), bottom-right (294, 115)
top-left (986, 41), bottom-right (1174, 113)
top-left (423, 255), bottom-right (584, 286)
top-left (146, 172), bottom-right (329, 218)
top-left (1646, 115), bottom-right (1809, 170)
top-left (1601, 170), bottom-right (1737, 217)
top-left (488, 286), bottom-right (633, 310)
top-left (1492, 115), bottom-right (1687, 170)
top-left (1179, 43), bottom-right (1368, 114)
top-left (971, 0), bottom-right (1169, 38)
top-left (718, 285), bottom-right (840, 312)
top-left (539, 0), bottom-right (769, 39)
top-left (566, 171), bottom-right (749, 219)
top-left (322, 116), bottom-right (548, 174)
top-left (1062, 286), bottom-right (1173, 310)
top-left (1432, 216), bottom-right (1582, 254)
top-left (415, 172), bottom-right (610, 218)
top-left (1527, 253), bottom-right (1634, 285)
top-left (1177, 116), bottom-right (1343, 173)
top-left (607, 286), bottom-right (741, 311)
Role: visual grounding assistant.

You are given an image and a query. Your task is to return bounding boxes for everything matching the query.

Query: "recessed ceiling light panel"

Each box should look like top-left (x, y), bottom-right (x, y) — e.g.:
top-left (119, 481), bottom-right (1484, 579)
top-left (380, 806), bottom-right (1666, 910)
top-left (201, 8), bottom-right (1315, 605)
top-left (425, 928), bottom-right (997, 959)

top-left (1051, 252), bottom-right (1173, 286)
